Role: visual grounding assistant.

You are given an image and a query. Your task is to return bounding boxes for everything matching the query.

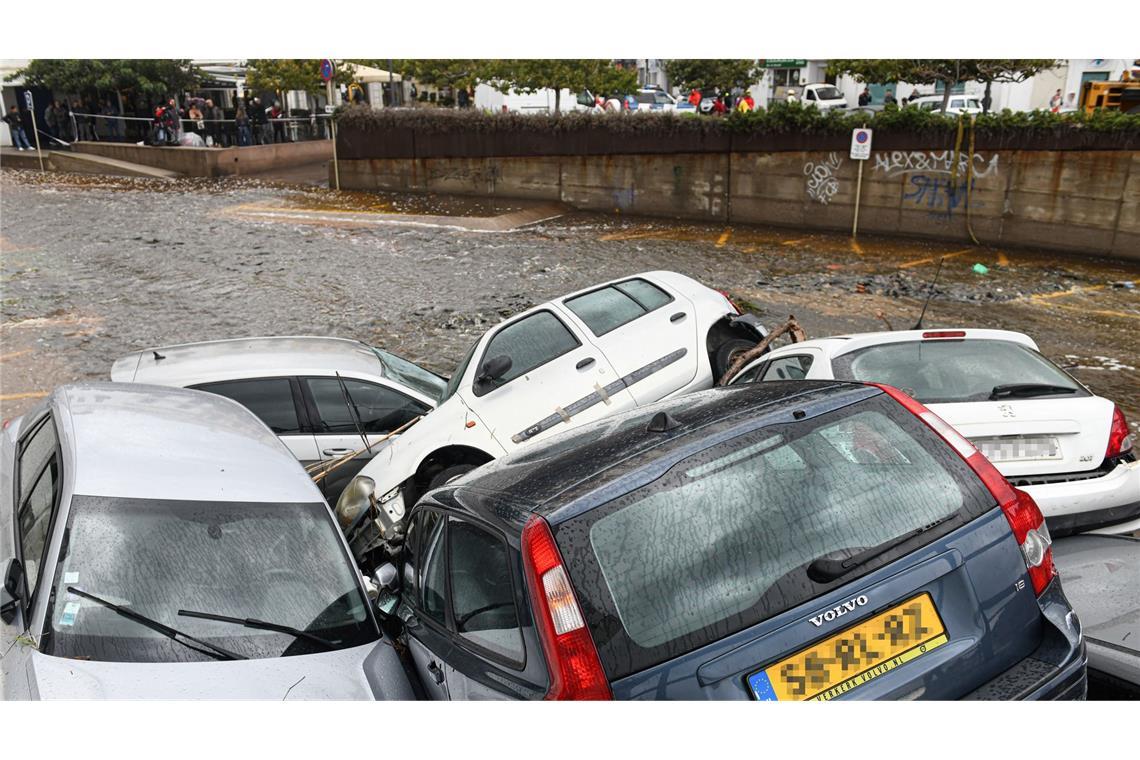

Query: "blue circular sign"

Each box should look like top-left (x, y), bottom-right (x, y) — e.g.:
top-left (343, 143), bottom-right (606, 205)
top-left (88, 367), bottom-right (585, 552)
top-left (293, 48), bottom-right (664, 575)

top-left (320, 59), bottom-right (335, 82)
top-left (856, 130), bottom-right (869, 143)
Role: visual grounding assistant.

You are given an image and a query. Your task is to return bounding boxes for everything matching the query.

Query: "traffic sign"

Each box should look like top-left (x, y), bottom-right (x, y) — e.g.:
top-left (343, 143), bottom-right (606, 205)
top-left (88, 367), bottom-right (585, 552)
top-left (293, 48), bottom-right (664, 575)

top-left (320, 59), bottom-right (335, 82)
top-left (24, 91), bottom-right (33, 109)
top-left (850, 127), bottom-right (873, 160)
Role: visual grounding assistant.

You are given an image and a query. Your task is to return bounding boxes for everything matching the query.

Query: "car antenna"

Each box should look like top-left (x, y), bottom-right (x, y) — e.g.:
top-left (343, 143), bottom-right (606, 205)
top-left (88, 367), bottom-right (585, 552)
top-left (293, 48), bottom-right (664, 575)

top-left (911, 256), bottom-right (946, 330)
top-left (152, 351), bottom-right (165, 361)
top-left (336, 372), bottom-right (373, 456)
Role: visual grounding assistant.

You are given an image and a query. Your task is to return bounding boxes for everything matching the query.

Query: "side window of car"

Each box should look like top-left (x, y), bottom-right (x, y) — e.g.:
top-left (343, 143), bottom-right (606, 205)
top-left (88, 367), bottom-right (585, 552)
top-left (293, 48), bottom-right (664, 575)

top-left (475, 311), bottom-right (580, 395)
top-left (447, 518), bottom-right (524, 664)
top-left (305, 378), bottom-right (429, 434)
top-left (735, 361), bottom-right (768, 384)
top-left (16, 415), bottom-right (61, 602)
top-left (806, 90), bottom-right (817, 100)
top-left (193, 378), bottom-right (303, 435)
top-left (419, 511), bottom-right (447, 625)
top-left (761, 355), bottom-right (815, 382)
top-left (402, 511), bottom-right (420, 599)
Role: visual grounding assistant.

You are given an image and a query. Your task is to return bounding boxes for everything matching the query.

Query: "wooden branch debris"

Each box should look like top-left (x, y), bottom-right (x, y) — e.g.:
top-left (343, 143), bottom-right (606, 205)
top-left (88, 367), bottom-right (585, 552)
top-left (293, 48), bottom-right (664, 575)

top-left (309, 415), bottom-right (423, 485)
top-left (716, 315), bottom-right (807, 387)
top-left (876, 309), bottom-right (894, 331)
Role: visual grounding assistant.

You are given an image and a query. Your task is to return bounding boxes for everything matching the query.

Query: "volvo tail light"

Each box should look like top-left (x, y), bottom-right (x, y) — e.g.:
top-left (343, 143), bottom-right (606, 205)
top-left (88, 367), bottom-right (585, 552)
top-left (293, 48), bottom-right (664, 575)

top-left (522, 515), bottom-right (611, 700)
top-left (872, 383), bottom-right (1056, 595)
top-left (1106, 405), bottom-right (1134, 460)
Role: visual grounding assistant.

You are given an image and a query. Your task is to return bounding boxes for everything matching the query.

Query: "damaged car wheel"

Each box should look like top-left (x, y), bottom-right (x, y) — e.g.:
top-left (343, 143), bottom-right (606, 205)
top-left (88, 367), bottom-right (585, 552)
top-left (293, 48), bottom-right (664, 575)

top-left (714, 338), bottom-right (756, 377)
top-left (429, 463), bottom-right (477, 490)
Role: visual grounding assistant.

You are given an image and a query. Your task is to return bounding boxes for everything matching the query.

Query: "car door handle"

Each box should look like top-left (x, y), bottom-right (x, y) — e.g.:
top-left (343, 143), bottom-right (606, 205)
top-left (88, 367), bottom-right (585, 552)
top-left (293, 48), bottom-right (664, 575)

top-left (322, 447), bottom-right (355, 456)
top-left (428, 661), bottom-right (445, 685)
top-left (670, 311), bottom-right (687, 323)
top-left (576, 357), bottom-right (596, 370)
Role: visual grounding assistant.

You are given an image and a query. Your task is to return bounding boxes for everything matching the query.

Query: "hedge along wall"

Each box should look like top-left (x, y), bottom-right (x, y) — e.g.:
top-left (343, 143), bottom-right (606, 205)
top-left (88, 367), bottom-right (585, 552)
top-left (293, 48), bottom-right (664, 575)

top-left (333, 110), bottom-right (1140, 259)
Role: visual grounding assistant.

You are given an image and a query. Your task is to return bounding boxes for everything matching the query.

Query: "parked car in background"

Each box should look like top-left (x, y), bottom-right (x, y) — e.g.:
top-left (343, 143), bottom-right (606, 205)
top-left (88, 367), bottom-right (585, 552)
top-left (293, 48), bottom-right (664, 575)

top-left (110, 337), bottom-right (444, 504)
top-left (0, 383), bottom-right (416, 699)
top-left (375, 380), bottom-right (1084, 699)
top-left (335, 271), bottom-right (767, 565)
top-left (1052, 534), bottom-right (1140, 698)
top-left (633, 88), bottom-right (678, 112)
top-left (728, 329), bottom-right (1139, 536)
top-left (801, 83), bottom-right (848, 111)
top-left (849, 104), bottom-right (885, 117)
top-left (910, 94), bottom-right (984, 114)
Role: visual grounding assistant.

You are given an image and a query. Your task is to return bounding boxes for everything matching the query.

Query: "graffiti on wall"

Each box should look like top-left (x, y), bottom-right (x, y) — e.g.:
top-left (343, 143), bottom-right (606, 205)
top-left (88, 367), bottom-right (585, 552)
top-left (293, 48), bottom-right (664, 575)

top-left (804, 152), bottom-right (843, 205)
top-left (902, 174), bottom-right (985, 218)
top-left (874, 151), bottom-right (999, 179)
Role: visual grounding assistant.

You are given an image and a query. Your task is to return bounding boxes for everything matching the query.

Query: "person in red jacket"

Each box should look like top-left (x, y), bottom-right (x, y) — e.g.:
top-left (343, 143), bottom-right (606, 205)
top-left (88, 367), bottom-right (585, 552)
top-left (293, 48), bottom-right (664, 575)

top-left (688, 88), bottom-right (702, 108)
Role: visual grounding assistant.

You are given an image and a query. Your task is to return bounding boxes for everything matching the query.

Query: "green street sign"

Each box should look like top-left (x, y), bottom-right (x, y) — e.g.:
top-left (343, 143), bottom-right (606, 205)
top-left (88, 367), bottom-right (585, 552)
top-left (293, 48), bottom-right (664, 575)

top-left (762, 59), bottom-right (806, 68)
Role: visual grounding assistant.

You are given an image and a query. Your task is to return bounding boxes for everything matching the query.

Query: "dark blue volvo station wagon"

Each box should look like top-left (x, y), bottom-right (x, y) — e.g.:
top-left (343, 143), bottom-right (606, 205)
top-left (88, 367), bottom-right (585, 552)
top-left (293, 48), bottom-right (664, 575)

top-left (383, 380), bottom-right (1086, 700)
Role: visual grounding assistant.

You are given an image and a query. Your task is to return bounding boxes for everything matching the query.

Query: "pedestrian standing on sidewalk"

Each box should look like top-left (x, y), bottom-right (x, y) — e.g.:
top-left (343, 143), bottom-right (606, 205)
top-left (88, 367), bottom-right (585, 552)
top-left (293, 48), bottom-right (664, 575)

top-left (858, 87), bottom-right (871, 106)
top-left (883, 90), bottom-right (897, 106)
top-left (269, 101), bottom-right (287, 143)
top-left (249, 97), bottom-right (267, 144)
top-left (204, 99), bottom-right (225, 147)
top-left (1049, 89), bottom-right (1063, 112)
top-left (235, 106), bottom-right (252, 146)
top-left (4, 105), bottom-right (33, 150)
top-left (102, 99), bottom-right (121, 142)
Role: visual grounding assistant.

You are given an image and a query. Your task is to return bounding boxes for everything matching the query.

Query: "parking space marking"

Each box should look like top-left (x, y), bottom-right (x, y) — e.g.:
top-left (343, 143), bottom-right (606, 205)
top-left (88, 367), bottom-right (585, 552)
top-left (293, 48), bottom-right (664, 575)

top-left (716, 229), bottom-right (733, 247)
top-left (0, 350), bottom-right (32, 361)
top-left (898, 249), bottom-right (971, 269)
top-left (0, 391), bottom-right (49, 401)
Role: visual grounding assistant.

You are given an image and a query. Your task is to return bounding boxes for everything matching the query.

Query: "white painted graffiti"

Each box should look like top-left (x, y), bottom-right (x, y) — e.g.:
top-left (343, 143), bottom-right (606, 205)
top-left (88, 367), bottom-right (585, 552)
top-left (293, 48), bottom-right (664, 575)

top-left (874, 150), bottom-right (999, 179)
top-left (804, 152), bottom-right (843, 205)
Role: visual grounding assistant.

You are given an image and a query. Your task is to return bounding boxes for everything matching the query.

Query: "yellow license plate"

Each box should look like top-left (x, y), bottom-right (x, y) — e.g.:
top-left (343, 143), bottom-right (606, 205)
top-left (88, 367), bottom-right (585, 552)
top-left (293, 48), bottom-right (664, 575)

top-left (747, 593), bottom-right (949, 701)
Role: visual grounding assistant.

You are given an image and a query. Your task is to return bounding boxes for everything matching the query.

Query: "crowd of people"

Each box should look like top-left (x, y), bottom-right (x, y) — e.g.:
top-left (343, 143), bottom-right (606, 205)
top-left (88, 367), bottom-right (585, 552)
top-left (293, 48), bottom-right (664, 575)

top-left (2, 93), bottom-right (326, 151)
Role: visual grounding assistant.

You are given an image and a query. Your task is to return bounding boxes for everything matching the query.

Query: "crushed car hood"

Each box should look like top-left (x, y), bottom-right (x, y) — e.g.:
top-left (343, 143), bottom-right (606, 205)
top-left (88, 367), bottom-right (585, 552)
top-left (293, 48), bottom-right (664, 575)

top-left (24, 640), bottom-right (417, 700)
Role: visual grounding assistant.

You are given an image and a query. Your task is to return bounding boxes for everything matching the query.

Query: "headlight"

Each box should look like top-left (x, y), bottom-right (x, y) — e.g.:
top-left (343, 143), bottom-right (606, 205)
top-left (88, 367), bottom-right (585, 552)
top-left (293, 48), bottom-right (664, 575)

top-left (335, 476), bottom-right (375, 528)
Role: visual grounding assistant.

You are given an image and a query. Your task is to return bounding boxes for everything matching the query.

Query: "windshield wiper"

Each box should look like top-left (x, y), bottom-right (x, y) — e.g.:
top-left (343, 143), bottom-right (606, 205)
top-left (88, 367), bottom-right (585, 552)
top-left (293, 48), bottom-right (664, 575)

top-left (806, 513), bottom-right (959, 584)
top-left (989, 383), bottom-right (1078, 400)
top-left (178, 608), bottom-right (339, 650)
top-left (66, 587), bottom-right (246, 661)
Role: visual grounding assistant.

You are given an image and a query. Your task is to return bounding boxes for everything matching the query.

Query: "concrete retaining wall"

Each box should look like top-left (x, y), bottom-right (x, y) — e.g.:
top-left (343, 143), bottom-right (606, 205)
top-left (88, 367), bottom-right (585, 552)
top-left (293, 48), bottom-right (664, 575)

top-left (73, 140), bottom-right (333, 177)
top-left (335, 149), bottom-right (1139, 260)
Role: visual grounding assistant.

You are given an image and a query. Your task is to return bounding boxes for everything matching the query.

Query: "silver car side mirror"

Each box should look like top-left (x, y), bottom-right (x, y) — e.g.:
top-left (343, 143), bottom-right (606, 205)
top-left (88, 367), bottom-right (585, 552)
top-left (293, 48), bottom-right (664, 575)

top-left (373, 562), bottom-right (399, 592)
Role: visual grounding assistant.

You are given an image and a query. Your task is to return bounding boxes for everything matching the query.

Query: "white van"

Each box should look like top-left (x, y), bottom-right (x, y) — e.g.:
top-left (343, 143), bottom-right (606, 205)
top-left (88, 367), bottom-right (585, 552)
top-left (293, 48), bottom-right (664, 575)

top-left (801, 83), bottom-right (848, 111)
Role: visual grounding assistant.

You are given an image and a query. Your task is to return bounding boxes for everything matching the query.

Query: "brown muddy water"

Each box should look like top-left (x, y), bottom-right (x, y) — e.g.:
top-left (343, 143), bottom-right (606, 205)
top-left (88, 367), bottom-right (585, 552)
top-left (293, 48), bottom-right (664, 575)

top-left (2, 169), bottom-right (1138, 436)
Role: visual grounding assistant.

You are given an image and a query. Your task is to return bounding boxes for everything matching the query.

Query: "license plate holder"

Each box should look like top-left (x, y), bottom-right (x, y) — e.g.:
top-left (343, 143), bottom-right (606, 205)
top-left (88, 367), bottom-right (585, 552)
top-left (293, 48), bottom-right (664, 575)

top-left (748, 592), bottom-right (949, 701)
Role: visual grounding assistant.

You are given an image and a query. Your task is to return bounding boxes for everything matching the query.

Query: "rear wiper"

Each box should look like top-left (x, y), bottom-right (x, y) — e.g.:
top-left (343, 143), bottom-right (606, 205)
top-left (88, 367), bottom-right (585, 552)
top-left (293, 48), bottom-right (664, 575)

top-left (66, 587), bottom-right (246, 661)
top-left (989, 384), bottom-right (1077, 400)
top-left (178, 608), bottom-right (339, 650)
top-left (806, 513), bottom-right (958, 584)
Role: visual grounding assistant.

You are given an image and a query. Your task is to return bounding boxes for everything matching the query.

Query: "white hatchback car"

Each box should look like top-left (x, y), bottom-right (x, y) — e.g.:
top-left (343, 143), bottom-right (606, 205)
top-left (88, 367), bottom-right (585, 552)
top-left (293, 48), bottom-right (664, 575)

top-left (335, 270), bottom-right (767, 563)
top-left (729, 329), bottom-right (1139, 536)
top-left (0, 383), bottom-right (415, 699)
top-left (111, 337), bottom-right (445, 503)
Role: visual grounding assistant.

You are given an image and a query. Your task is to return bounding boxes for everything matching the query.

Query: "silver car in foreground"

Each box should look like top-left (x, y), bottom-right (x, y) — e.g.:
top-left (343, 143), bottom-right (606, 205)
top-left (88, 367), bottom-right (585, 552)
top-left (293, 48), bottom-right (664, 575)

top-left (0, 383), bottom-right (415, 699)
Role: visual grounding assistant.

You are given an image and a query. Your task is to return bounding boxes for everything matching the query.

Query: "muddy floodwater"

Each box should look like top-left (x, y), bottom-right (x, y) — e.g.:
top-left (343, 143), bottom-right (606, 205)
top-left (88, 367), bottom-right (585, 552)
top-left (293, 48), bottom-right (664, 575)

top-left (2, 169), bottom-right (1138, 435)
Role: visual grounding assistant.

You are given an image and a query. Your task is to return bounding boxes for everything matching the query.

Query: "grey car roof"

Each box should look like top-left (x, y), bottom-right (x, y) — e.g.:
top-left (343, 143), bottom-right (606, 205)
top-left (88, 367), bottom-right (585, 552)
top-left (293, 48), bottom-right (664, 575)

top-left (113, 336), bottom-right (387, 386)
top-left (53, 382), bottom-right (324, 503)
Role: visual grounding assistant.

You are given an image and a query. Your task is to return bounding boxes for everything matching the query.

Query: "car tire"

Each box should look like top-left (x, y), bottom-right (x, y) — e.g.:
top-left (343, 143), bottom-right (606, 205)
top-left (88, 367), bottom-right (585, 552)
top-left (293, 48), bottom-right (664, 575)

top-left (714, 338), bottom-right (757, 378)
top-left (428, 463), bottom-right (477, 490)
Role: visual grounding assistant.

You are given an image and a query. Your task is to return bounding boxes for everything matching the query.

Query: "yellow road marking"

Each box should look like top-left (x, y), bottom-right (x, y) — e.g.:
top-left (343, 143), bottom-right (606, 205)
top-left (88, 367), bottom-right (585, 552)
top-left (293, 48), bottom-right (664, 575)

top-left (715, 229), bottom-right (733, 247)
top-left (850, 239), bottom-right (864, 255)
top-left (1035, 300), bottom-right (1139, 320)
top-left (0, 350), bottom-right (32, 361)
top-left (898, 249), bottom-right (971, 269)
top-left (781, 238), bottom-right (806, 246)
top-left (0, 392), bottom-right (49, 401)
top-left (1027, 285), bottom-right (1107, 302)
top-left (996, 251), bottom-right (1010, 267)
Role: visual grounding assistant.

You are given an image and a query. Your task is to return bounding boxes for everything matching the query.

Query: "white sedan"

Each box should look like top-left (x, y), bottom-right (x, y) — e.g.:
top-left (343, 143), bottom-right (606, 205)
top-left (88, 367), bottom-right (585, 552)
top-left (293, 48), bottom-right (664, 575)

top-left (336, 271), bottom-right (767, 564)
top-left (729, 329), bottom-right (1139, 536)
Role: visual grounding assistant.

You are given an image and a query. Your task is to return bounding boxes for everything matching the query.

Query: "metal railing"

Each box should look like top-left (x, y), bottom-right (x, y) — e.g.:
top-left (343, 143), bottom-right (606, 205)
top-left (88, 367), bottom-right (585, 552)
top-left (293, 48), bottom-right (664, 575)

top-left (55, 112), bottom-right (336, 147)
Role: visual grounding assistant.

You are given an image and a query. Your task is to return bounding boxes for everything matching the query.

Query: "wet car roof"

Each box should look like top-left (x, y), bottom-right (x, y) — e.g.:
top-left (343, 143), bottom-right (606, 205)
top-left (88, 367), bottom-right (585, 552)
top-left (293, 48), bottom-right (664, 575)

top-left (114, 336), bottom-right (386, 386)
top-left (1052, 535), bottom-right (1140, 656)
top-left (54, 382), bottom-right (322, 503)
top-left (440, 381), bottom-right (880, 527)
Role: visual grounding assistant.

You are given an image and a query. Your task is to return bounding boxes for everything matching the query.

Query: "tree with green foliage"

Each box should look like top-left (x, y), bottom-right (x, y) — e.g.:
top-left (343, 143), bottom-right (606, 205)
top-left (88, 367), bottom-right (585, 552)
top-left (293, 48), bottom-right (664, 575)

top-left (828, 59), bottom-right (1059, 114)
top-left (481, 59), bottom-right (639, 114)
top-left (663, 59), bottom-right (760, 93)
top-left (10, 59), bottom-right (200, 102)
top-left (246, 59), bottom-right (355, 106)
top-left (974, 60), bottom-right (1059, 112)
top-left (392, 60), bottom-right (485, 92)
